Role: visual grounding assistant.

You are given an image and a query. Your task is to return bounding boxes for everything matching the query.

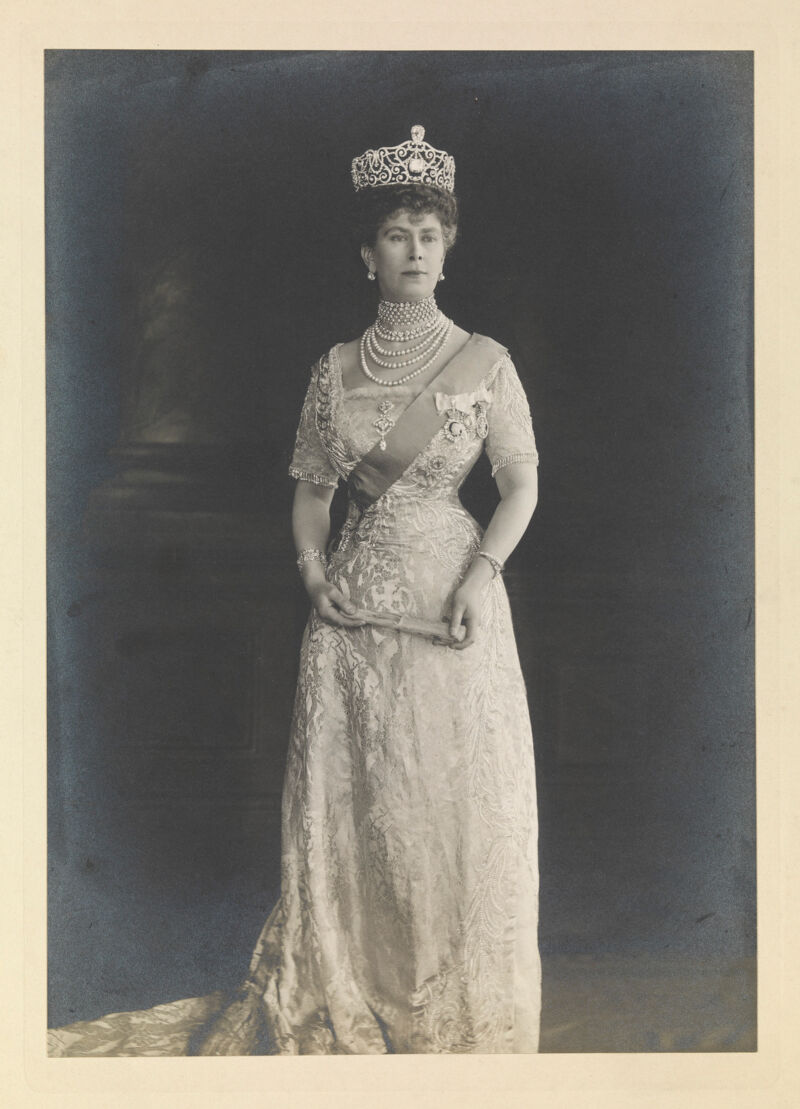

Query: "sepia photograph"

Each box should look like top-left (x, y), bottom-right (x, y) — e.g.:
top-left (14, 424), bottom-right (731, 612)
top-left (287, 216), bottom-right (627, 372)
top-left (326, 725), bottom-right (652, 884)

top-left (44, 49), bottom-right (754, 1057)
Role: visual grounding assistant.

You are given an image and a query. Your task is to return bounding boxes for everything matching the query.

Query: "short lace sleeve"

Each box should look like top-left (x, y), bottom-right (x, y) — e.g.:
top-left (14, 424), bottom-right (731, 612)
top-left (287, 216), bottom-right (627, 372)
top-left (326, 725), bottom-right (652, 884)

top-left (288, 359), bottom-right (340, 487)
top-left (484, 355), bottom-right (540, 477)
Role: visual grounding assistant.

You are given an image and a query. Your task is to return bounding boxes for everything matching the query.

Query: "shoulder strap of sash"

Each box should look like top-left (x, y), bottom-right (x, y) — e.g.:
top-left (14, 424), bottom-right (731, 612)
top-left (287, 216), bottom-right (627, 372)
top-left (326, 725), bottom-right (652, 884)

top-left (346, 333), bottom-right (508, 511)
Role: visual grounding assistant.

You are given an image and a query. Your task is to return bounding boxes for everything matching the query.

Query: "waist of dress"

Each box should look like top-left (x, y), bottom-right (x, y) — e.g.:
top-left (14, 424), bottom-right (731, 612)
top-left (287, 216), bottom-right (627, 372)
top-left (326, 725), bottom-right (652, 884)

top-left (333, 495), bottom-right (482, 555)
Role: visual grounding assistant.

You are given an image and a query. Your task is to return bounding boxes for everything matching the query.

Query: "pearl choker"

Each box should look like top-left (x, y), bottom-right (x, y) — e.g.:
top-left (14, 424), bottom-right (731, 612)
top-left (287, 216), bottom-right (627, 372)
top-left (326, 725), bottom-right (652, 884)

top-left (375, 296), bottom-right (440, 335)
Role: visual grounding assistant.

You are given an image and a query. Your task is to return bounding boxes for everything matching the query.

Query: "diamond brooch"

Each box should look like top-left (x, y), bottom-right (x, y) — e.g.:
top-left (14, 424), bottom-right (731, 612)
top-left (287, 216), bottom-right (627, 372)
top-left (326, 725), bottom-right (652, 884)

top-left (374, 400), bottom-right (396, 451)
top-left (443, 408), bottom-right (474, 442)
top-left (442, 401), bottom-right (489, 444)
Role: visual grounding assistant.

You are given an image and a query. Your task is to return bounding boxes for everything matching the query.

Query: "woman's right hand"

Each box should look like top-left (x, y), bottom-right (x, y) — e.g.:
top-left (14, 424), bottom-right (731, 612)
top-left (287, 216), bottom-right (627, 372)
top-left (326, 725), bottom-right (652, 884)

top-left (307, 581), bottom-right (365, 628)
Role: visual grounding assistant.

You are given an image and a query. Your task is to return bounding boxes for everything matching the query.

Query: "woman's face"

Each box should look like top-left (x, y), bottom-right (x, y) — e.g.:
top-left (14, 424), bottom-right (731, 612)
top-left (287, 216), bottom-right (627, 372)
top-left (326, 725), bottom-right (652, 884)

top-left (361, 209), bottom-right (447, 303)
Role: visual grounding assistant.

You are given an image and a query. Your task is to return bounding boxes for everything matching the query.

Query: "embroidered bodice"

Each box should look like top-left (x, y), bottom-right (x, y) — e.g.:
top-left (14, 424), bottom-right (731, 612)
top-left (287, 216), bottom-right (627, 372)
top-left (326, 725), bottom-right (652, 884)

top-left (289, 342), bottom-right (539, 498)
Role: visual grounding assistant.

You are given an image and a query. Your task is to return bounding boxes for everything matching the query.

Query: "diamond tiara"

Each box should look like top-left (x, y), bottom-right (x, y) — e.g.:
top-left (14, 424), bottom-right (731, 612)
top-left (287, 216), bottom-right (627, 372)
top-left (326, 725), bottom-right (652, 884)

top-left (351, 125), bottom-right (455, 194)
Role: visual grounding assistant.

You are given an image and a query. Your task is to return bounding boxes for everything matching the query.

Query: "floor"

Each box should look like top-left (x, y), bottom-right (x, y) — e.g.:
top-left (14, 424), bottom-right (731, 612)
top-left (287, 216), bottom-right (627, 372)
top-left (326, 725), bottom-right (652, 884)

top-left (539, 952), bottom-right (755, 1052)
top-left (48, 948), bottom-right (756, 1055)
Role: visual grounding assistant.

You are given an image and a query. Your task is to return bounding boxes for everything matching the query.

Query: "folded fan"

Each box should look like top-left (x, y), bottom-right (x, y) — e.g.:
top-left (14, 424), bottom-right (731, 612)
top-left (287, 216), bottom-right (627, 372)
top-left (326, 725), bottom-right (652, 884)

top-left (349, 607), bottom-right (466, 644)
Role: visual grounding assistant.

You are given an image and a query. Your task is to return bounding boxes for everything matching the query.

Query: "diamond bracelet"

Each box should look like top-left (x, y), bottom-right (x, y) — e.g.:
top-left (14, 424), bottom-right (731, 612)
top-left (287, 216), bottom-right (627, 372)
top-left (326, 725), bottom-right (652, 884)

top-left (475, 550), bottom-right (504, 578)
top-left (296, 548), bottom-right (327, 572)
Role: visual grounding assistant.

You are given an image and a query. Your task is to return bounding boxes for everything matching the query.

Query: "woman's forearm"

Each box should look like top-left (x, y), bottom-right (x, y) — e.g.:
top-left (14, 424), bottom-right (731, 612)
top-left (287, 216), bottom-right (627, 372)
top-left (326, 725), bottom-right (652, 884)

top-left (292, 481), bottom-right (335, 589)
top-left (461, 468), bottom-right (538, 588)
top-left (449, 471), bottom-right (538, 644)
top-left (480, 486), bottom-right (538, 563)
top-left (292, 484), bottom-right (333, 550)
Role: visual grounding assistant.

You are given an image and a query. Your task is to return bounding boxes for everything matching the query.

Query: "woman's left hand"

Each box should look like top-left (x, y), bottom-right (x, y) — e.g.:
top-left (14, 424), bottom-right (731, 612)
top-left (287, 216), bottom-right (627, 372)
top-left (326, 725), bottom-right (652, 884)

top-left (448, 580), bottom-right (485, 650)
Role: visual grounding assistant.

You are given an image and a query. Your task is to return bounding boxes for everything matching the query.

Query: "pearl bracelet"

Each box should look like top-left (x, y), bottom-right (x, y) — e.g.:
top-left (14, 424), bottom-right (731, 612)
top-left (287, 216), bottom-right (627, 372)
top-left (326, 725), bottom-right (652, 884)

top-left (475, 550), bottom-right (504, 578)
top-left (296, 548), bottom-right (327, 571)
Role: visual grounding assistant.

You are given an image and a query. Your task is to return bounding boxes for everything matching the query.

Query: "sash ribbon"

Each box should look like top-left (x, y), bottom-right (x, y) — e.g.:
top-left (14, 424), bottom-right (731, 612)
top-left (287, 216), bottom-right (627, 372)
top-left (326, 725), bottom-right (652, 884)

top-left (345, 333), bottom-right (507, 511)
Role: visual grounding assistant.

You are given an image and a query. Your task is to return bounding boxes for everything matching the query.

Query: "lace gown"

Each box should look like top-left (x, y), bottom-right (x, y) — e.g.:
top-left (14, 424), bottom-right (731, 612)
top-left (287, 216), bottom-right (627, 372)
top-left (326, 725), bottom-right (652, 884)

top-left (47, 340), bottom-right (541, 1057)
top-left (248, 342), bottom-right (542, 1053)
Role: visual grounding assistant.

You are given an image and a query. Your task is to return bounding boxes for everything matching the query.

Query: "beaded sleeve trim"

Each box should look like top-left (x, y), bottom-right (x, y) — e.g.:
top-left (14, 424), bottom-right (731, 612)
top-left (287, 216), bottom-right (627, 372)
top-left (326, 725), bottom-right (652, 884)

top-left (490, 451), bottom-right (540, 477)
top-left (288, 467), bottom-right (339, 487)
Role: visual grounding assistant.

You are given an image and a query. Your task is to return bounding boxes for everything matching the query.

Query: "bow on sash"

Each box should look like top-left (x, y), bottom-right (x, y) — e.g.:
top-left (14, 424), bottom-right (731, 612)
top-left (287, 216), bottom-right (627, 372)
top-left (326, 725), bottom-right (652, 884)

top-left (346, 333), bottom-right (508, 511)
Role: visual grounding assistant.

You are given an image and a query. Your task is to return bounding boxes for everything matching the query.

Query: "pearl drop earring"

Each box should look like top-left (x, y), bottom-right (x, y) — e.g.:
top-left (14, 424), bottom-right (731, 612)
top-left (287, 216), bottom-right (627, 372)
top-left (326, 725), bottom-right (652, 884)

top-left (367, 269), bottom-right (376, 281)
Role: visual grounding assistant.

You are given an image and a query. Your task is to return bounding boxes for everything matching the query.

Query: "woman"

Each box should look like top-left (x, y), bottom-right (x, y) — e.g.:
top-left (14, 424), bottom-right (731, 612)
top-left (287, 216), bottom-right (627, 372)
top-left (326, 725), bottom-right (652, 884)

top-left (197, 124), bottom-right (542, 1055)
top-left (47, 124), bottom-right (541, 1058)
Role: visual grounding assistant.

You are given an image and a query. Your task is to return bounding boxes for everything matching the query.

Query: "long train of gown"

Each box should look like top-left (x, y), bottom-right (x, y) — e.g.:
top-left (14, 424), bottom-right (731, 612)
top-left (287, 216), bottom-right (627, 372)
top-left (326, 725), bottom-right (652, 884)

top-left (47, 342), bottom-right (541, 1056)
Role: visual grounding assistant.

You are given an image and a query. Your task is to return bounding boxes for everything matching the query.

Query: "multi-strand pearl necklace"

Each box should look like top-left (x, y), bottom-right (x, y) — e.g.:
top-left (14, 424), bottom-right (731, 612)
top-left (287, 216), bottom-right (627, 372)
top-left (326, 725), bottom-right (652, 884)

top-left (360, 296), bottom-right (453, 386)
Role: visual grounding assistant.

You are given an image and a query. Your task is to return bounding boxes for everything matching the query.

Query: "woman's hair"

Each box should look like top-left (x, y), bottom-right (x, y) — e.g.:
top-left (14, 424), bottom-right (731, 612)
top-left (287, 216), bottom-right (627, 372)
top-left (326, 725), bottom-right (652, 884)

top-left (349, 184), bottom-right (459, 253)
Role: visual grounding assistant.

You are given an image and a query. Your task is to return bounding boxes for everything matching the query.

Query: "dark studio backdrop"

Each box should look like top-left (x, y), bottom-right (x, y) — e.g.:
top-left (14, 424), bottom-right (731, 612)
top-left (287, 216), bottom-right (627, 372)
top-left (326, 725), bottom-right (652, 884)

top-left (46, 50), bottom-right (754, 1051)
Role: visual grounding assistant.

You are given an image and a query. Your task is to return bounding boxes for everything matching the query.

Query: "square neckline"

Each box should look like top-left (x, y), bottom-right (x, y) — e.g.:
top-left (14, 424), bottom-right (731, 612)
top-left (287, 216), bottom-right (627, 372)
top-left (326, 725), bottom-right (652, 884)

top-left (329, 337), bottom-right (507, 414)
